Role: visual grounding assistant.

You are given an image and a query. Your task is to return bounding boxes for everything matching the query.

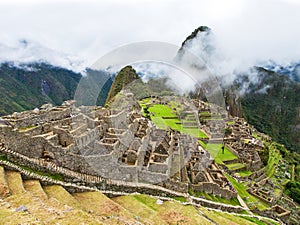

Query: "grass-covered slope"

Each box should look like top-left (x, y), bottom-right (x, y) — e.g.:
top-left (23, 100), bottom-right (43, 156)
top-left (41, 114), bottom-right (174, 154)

top-left (0, 63), bottom-right (81, 115)
top-left (105, 65), bottom-right (139, 104)
top-left (240, 67), bottom-right (300, 153)
top-left (0, 166), bottom-right (280, 225)
top-left (0, 63), bottom-right (113, 115)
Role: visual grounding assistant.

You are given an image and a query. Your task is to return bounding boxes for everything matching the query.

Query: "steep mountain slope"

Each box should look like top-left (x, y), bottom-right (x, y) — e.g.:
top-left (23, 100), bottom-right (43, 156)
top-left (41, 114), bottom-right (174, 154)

top-left (0, 63), bottom-right (112, 115)
top-left (180, 26), bottom-right (300, 152)
top-left (105, 65), bottom-right (139, 104)
top-left (240, 67), bottom-right (300, 152)
top-left (0, 63), bottom-right (81, 115)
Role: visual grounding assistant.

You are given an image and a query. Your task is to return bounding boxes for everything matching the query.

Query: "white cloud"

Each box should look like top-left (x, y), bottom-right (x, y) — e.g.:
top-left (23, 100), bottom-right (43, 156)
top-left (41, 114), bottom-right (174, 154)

top-left (0, 0), bottom-right (298, 72)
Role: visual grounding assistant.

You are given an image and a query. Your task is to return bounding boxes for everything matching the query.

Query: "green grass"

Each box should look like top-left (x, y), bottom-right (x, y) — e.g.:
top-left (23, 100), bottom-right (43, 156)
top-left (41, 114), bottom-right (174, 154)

top-left (205, 144), bottom-right (238, 164)
top-left (237, 171), bottom-right (253, 177)
top-left (133, 194), bottom-right (158, 211)
top-left (266, 143), bottom-right (282, 177)
top-left (189, 189), bottom-right (240, 206)
top-left (199, 111), bottom-right (211, 117)
top-left (142, 102), bottom-right (242, 166)
top-left (172, 196), bottom-right (187, 202)
top-left (20, 165), bottom-right (63, 181)
top-left (143, 103), bottom-right (209, 139)
top-left (169, 100), bottom-right (182, 110)
top-left (241, 216), bottom-right (271, 225)
top-left (181, 127), bottom-right (208, 138)
top-left (198, 140), bottom-right (207, 148)
top-left (274, 188), bottom-right (282, 197)
top-left (225, 173), bottom-right (270, 210)
top-left (148, 104), bottom-right (177, 117)
top-left (0, 154), bottom-right (7, 161)
top-left (140, 98), bottom-right (151, 104)
top-left (114, 194), bottom-right (213, 225)
top-left (226, 163), bottom-right (246, 171)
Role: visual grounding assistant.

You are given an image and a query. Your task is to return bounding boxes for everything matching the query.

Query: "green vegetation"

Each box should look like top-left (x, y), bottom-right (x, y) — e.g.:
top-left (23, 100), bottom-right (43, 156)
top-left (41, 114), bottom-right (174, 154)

top-left (0, 63), bottom-right (82, 116)
top-left (20, 165), bottom-right (63, 181)
top-left (141, 101), bottom-right (241, 165)
top-left (105, 66), bottom-right (139, 104)
top-left (205, 144), bottom-right (238, 164)
top-left (226, 163), bottom-right (246, 171)
top-left (181, 127), bottom-right (208, 138)
top-left (199, 206), bottom-right (268, 225)
top-left (171, 196), bottom-right (187, 202)
top-left (241, 216), bottom-right (273, 225)
top-left (266, 143), bottom-right (282, 177)
top-left (0, 154), bottom-right (7, 161)
top-left (114, 194), bottom-right (213, 225)
top-left (240, 67), bottom-right (300, 153)
top-left (237, 171), bottom-right (253, 177)
top-left (142, 103), bottom-right (208, 139)
top-left (225, 173), bottom-right (270, 210)
top-left (199, 111), bottom-right (211, 117)
top-left (148, 104), bottom-right (176, 117)
top-left (189, 189), bottom-right (240, 206)
top-left (0, 63), bottom-right (114, 115)
top-left (284, 181), bottom-right (300, 204)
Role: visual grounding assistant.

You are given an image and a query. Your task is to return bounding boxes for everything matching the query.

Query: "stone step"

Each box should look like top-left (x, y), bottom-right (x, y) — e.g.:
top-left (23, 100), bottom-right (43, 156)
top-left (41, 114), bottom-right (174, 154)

top-left (0, 166), bottom-right (10, 197)
top-left (46, 134), bottom-right (58, 141)
top-left (5, 171), bottom-right (26, 195)
top-left (23, 180), bottom-right (48, 200)
top-left (32, 131), bottom-right (53, 138)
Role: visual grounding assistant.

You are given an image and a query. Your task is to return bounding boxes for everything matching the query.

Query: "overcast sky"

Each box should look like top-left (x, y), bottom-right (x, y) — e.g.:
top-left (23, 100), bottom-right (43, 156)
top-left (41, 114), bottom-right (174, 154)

top-left (0, 0), bottom-right (299, 71)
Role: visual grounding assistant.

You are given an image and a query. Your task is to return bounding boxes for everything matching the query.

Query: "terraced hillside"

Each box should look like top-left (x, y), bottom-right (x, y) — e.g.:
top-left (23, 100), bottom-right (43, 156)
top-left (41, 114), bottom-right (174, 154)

top-left (0, 165), bottom-right (281, 224)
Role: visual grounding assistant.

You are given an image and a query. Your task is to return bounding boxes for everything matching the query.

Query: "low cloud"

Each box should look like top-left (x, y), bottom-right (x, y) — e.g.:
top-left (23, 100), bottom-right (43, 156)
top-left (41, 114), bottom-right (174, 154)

top-left (0, 0), bottom-right (298, 77)
top-left (0, 39), bottom-right (85, 73)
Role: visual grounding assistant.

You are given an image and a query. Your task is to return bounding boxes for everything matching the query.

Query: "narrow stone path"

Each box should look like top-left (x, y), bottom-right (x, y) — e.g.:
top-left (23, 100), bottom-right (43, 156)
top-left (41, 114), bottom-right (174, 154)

top-left (237, 194), bottom-right (253, 214)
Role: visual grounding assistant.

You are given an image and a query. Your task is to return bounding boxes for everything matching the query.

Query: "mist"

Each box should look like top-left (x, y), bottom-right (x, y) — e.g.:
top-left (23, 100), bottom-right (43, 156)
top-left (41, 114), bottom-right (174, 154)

top-left (0, 0), bottom-right (299, 77)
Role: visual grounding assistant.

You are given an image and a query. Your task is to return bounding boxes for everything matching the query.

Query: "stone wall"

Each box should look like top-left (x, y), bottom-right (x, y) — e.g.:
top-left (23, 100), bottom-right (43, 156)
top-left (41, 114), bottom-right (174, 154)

top-left (13, 108), bottom-right (71, 128)
top-left (138, 170), bottom-right (168, 184)
top-left (0, 148), bottom-right (246, 214)
top-left (191, 182), bottom-right (237, 199)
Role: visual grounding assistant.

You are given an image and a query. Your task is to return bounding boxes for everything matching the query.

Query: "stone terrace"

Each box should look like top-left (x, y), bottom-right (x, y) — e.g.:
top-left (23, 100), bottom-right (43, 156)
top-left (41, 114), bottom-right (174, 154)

top-left (0, 100), bottom-right (237, 200)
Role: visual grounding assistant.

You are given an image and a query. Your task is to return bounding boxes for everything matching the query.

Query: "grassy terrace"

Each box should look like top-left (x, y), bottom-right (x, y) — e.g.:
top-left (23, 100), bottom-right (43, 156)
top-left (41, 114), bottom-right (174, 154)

top-left (140, 100), bottom-right (240, 165)
top-left (238, 171), bottom-right (253, 177)
top-left (203, 143), bottom-right (238, 165)
top-left (266, 143), bottom-right (282, 177)
top-left (142, 102), bottom-right (208, 139)
top-left (113, 194), bottom-right (213, 225)
top-left (226, 163), bottom-right (246, 171)
top-left (188, 189), bottom-right (240, 206)
top-left (225, 173), bottom-right (270, 211)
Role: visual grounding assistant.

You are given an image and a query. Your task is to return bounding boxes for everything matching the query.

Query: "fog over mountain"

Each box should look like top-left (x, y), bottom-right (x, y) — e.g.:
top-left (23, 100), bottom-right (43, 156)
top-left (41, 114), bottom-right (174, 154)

top-left (0, 0), bottom-right (299, 74)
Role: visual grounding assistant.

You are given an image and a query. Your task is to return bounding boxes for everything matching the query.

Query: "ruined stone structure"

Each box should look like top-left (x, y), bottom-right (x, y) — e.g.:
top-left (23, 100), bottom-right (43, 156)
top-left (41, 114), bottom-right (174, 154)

top-left (0, 99), bottom-right (237, 200)
top-left (223, 118), bottom-right (265, 172)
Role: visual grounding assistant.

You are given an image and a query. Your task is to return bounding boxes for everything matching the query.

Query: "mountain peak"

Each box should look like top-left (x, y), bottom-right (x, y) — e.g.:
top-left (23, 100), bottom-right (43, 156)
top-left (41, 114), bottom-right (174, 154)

top-left (181, 26), bottom-right (211, 48)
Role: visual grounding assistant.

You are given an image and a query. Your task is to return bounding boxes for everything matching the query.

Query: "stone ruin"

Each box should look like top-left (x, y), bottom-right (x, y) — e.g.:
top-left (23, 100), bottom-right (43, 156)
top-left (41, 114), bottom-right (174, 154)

top-left (0, 99), bottom-right (237, 199)
top-left (223, 117), bottom-right (265, 172)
